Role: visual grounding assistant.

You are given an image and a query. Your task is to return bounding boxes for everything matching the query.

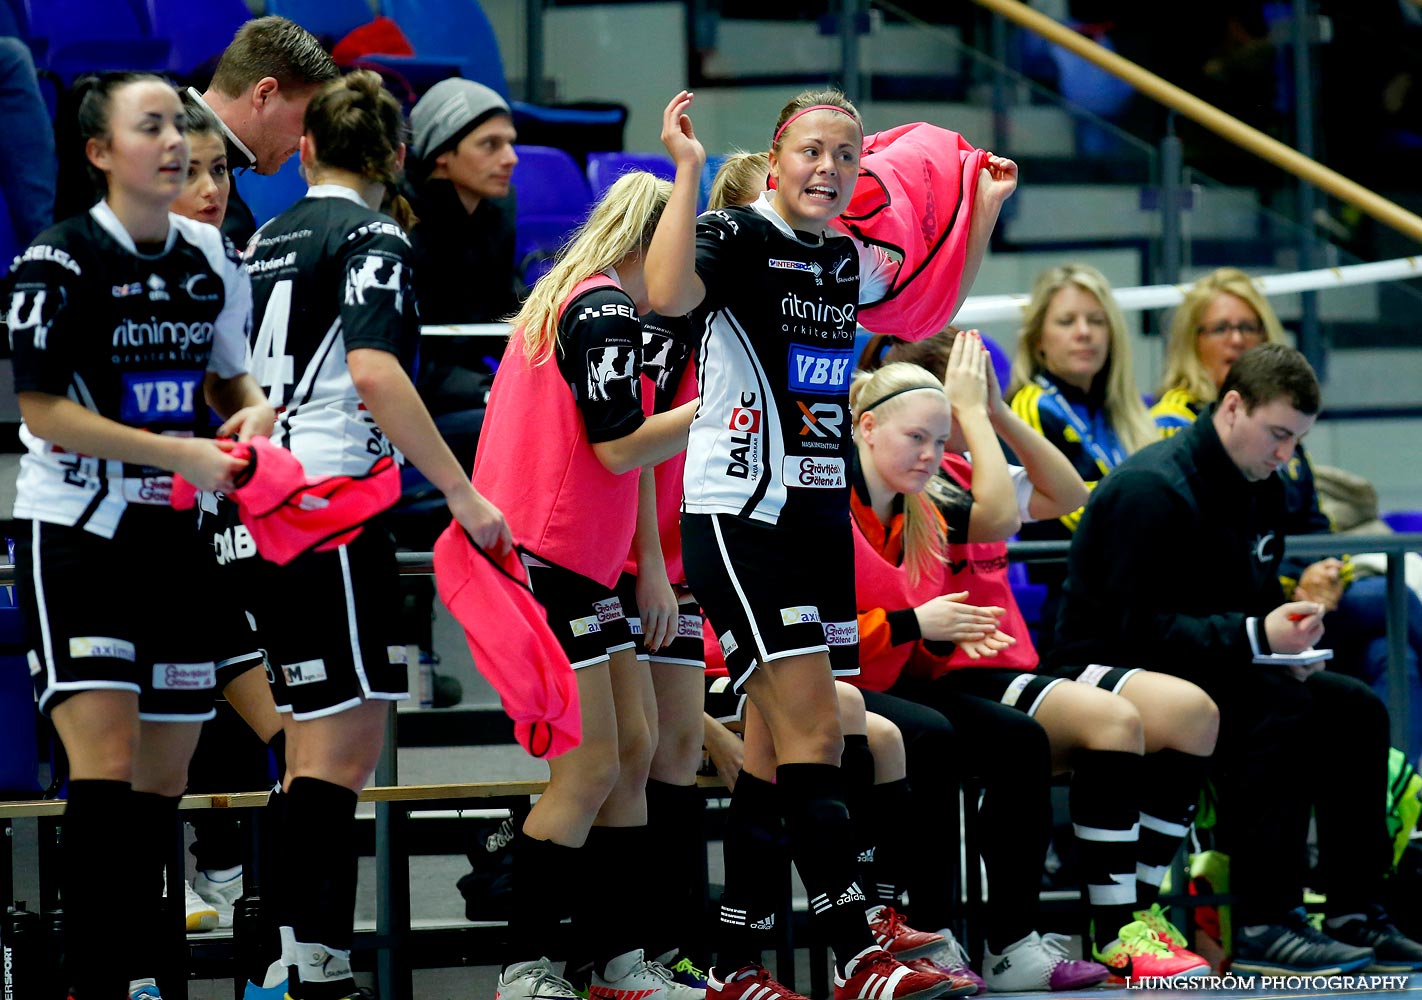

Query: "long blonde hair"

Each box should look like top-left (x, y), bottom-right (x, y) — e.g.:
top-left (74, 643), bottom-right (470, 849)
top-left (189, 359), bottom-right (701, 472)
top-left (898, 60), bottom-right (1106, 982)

top-left (1009, 263), bottom-right (1155, 454)
top-left (849, 363), bottom-right (948, 584)
top-left (708, 151), bottom-right (769, 211)
top-left (1159, 266), bottom-right (1288, 403)
top-left (512, 171), bottom-right (672, 364)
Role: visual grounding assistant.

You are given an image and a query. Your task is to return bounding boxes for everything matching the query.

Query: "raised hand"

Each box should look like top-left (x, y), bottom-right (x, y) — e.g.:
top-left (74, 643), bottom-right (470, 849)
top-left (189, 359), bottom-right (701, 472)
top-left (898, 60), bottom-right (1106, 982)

top-left (660, 90), bottom-right (706, 172)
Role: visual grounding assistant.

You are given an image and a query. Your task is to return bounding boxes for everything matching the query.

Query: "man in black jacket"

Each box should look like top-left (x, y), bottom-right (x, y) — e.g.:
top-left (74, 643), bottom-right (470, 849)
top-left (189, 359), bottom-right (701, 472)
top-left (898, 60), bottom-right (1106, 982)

top-left (188, 16), bottom-right (339, 247)
top-left (1052, 343), bottom-right (1422, 976)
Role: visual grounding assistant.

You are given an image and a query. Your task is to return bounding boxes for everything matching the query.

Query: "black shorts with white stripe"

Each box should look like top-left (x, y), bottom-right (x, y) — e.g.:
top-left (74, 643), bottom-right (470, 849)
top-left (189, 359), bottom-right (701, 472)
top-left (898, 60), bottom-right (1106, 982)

top-left (682, 512), bottom-right (858, 693)
top-left (939, 664), bottom-right (1141, 716)
top-left (614, 571), bottom-right (704, 666)
top-left (17, 509), bottom-right (221, 721)
top-left (247, 525), bottom-right (407, 720)
top-left (192, 496), bottom-right (265, 692)
top-left (521, 554), bottom-right (634, 670)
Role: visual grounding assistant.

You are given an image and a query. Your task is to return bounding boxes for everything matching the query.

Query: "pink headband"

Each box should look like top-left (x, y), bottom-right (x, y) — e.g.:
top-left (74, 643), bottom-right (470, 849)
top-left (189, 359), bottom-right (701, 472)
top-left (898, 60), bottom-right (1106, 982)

top-left (772, 104), bottom-right (862, 144)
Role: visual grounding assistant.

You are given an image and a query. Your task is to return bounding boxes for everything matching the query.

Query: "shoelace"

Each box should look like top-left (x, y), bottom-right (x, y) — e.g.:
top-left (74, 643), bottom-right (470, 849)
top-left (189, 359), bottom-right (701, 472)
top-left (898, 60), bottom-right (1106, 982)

top-left (1136, 903), bottom-right (1187, 946)
top-left (671, 958), bottom-right (707, 979)
top-left (644, 961), bottom-right (680, 985)
top-left (936, 929), bottom-right (974, 970)
top-left (528, 967), bottom-right (581, 997)
top-left (876, 907), bottom-right (909, 936)
top-left (1117, 921), bottom-right (1173, 957)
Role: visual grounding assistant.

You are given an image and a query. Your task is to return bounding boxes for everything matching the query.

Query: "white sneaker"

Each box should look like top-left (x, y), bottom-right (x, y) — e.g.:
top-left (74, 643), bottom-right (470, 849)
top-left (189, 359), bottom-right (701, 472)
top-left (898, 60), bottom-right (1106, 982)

top-left (591, 949), bottom-right (705, 1000)
top-left (193, 867), bottom-right (244, 928)
top-left (183, 880), bottom-right (219, 932)
top-left (982, 931), bottom-right (1109, 993)
top-left (498, 958), bottom-right (583, 1000)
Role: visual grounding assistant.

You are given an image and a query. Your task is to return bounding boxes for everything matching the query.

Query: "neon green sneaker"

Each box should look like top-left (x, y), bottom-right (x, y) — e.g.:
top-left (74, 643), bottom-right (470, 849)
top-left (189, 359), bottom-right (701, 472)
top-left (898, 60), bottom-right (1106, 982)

top-left (1094, 920), bottom-right (1210, 983)
top-left (1134, 902), bottom-right (1190, 949)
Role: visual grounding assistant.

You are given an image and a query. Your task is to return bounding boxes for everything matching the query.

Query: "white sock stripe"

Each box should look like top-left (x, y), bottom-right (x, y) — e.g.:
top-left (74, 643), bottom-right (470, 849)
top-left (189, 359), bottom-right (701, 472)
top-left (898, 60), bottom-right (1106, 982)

top-left (1140, 812), bottom-right (1191, 838)
top-left (1137, 861), bottom-right (1170, 886)
top-left (1086, 881), bottom-right (1138, 905)
top-left (1072, 821), bottom-right (1140, 842)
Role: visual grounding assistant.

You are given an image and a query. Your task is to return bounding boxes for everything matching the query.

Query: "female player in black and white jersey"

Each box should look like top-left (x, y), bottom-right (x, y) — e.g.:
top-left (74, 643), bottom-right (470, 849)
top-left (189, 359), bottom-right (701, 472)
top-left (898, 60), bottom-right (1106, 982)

top-left (8, 71), bottom-right (272, 1000)
top-left (239, 71), bottom-right (509, 1000)
top-left (645, 90), bottom-right (1016, 1000)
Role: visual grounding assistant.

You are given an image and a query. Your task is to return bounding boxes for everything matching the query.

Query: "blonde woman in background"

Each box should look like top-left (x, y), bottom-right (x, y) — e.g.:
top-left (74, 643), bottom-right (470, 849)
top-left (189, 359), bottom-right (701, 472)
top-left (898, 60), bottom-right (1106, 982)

top-left (1006, 263), bottom-right (1153, 654)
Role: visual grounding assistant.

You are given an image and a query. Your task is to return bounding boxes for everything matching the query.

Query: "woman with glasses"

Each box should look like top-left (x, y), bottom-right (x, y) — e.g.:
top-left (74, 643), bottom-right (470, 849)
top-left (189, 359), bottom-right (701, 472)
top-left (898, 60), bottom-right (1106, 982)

top-left (1006, 263), bottom-right (1156, 653)
top-left (1153, 266), bottom-right (1422, 766)
top-left (1151, 266), bottom-right (1284, 435)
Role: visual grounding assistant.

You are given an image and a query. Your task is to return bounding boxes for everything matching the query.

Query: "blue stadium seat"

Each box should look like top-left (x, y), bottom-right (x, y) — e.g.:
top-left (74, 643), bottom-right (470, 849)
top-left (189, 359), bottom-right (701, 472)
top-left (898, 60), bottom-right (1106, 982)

top-left (585, 151), bottom-right (675, 199)
top-left (380, 0), bottom-right (509, 99)
top-left (1007, 555), bottom-right (1047, 631)
top-left (1383, 511), bottom-right (1422, 534)
top-left (17, 0), bottom-right (170, 81)
top-left (141, 0), bottom-right (251, 78)
top-left (0, 185), bottom-right (20, 277)
top-left (982, 332), bottom-right (1012, 393)
top-left (509, 145), bottom-right (592, 285)
top-left (237, 154), bottom-right (308, 231)
top-left (262, 0), bottom-right (369, 42)
top-left (0, 598), bottom-right (39, 798)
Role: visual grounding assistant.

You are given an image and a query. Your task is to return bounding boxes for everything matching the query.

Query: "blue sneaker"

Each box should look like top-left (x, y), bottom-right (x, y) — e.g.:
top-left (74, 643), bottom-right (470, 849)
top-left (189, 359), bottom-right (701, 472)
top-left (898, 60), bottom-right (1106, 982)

top-left (129, 980), bottom-right (162, 1000)
top-left (242, 960), bottom-right (290, 1000)
top-left (654, 951), bottom-right (709, 990)
top-left (1232, 907), bottom-right (1374, 976)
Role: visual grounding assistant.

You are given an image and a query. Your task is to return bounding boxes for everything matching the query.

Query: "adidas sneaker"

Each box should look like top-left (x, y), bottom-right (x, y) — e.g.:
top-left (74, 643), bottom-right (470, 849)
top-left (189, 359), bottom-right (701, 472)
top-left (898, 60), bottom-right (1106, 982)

top-left (834, 945), bottom-right (955, 1000)
top-left (707, 965), bottom-right (810, 1000)
top-left (867, 906), bottom-right (947, 960)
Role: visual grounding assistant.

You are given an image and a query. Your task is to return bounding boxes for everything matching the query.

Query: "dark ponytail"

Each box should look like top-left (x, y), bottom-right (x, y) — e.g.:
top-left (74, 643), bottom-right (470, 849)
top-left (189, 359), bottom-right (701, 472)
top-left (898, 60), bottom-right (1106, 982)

top-left (304, 70), bottom-right (416, 229)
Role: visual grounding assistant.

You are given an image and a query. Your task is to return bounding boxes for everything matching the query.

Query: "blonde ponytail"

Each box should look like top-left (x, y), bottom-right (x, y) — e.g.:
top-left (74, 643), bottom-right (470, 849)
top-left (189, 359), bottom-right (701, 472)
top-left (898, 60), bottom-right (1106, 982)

top-left (512, 172), bottom-right (673, 365)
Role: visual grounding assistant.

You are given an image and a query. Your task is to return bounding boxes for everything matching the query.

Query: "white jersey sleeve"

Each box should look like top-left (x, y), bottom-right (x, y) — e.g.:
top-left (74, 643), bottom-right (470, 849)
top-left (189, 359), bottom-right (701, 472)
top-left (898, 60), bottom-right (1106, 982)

top-left (174, 215), bottom-right (252, 379)
top-left (856, 240), bottom-right (897, 306)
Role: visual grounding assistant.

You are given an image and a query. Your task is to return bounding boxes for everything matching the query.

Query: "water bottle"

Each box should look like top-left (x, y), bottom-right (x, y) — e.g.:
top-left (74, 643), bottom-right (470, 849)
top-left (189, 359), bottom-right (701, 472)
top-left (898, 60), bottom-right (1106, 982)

top-left (407, 644), bottom-right (434, 709)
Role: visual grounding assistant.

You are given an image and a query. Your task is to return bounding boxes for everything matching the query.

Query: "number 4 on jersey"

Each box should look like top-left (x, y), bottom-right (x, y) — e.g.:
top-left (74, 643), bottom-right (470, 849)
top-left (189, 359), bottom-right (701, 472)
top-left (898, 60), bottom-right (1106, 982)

top-left (251, 278), bottom-right (295, 407)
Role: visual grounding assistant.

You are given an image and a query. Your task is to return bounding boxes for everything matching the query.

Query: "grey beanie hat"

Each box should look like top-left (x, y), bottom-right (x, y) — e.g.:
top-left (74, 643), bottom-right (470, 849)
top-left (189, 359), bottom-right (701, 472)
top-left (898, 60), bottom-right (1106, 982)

top-left (410, 78), bottom-right (511, 160)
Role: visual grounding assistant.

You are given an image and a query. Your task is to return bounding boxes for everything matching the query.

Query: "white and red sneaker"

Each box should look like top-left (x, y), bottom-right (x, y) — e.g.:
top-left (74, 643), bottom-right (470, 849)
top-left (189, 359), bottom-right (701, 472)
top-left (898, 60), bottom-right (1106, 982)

top-left (834, 946), bottom-right (956, 1000)
top-left (707, 964), bottom-right (811, 1000)
top-left (868, 906), bottom-right (948, 961)
top-left (591, 949), bottom-right (704, 1000)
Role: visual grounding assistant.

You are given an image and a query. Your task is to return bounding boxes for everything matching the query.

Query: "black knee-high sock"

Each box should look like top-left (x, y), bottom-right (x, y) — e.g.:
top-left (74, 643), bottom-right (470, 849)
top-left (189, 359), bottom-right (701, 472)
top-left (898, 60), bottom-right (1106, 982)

top-left (839, 735), bottom-right (885, 907)
top-left (586, 826), bottom-right (654, 976)
top-left (251, 784), bottom-right (288, 988)
top-left (284, 776), bottom-right (359, 1000)
top-left (507, 830), bottom-right (578, 972)
top-left (63, 779), bottom-right (134, 1000)
top-left (1070, 750), bottom-right (1143, 952)
top-left (268, 730), bottom-right (288, 782)
top-left (646, 779), bottom-right (705, 960)
top-left (775, 763), bottom-right (874, 971)
top-left (868, 779), bottom-right (912, 908)
top-left (1136, 749), bottom-right (1209, 909)
top-left (715, 772), bottom-right (787, 975)
top-left (130, 791), bottom-right (184, 992)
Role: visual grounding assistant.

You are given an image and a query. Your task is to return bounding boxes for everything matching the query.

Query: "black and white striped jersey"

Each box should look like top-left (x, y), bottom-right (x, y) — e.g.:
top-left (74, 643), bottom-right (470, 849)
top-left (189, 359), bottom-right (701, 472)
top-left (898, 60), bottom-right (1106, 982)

top-left (245, 185), bottom-right (418, 477)
top-left (7, 202), bottom-right (250, 537)
top-left (685, 192), bottom-right (892, 526)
